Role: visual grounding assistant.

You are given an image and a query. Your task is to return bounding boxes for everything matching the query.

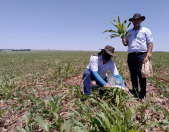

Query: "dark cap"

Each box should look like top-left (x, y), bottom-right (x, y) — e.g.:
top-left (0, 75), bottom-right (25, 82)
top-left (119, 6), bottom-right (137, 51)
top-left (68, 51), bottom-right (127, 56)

top-left (129, 13), bottom-right (145, 21)
top-left (100, 45), bottom-right (116, 57)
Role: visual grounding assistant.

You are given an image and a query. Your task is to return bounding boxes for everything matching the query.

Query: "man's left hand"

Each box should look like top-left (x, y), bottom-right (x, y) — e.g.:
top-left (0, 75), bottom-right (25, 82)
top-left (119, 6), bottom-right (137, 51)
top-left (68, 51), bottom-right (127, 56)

top-left (146, 52), bottom-right (152, 60)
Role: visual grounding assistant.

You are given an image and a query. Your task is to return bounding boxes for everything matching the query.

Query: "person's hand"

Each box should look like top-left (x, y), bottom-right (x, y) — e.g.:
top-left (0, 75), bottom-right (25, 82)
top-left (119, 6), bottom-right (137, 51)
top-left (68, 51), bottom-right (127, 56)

top-left (122, 38), bottom-right (128, 46)
top-left (104, 83), bottom-right (111, 87)
top-left (124, 87), bottom-right (129, 92)
top-left (122, 38), bottom-right (126, 43)
top-left (91, 81), bottom-right (96, 87)
top-left (146, 52), bottom-right (152, 60)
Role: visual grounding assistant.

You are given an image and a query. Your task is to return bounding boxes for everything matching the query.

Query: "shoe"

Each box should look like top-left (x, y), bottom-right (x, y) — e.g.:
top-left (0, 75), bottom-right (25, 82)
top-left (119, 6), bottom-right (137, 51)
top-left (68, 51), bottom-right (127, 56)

top-left (129, 89), bottom-right (139, 98)
top-left (80, 94), bottom-right (89, 101)
top-left (129, 89), bottom-right (135, 95)
top-left (91, 85), bottom-right (100, 90)
top-left (80, 98), bottom-right (87, 101)
top-left (99, 89), bottom-right (105, 96)
top-left (139, 94), bottom-right (146, 99)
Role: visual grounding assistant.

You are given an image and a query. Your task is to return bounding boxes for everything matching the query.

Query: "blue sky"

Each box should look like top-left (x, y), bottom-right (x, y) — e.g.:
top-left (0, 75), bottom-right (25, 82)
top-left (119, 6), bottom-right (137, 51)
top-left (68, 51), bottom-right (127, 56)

top-left (0, 0), bottom-right (168, 51)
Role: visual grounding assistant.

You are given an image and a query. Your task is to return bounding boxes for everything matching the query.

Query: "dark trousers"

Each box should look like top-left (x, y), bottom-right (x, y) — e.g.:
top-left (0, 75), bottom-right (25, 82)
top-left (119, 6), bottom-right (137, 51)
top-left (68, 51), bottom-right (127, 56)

top-left (127, 52), bottom-right (147, 97)
top-left (83, 69), bottom-right (107, 95)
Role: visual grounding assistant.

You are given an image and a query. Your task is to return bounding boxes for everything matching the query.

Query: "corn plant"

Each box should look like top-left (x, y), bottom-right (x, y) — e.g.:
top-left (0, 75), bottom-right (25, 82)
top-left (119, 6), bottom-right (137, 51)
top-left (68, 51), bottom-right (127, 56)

top-left (0, 109), bottom-right (5, 123)
top-left (87, 98), bottom-right (169, 132)
top-left (103, 15), bottom-right (131, 39)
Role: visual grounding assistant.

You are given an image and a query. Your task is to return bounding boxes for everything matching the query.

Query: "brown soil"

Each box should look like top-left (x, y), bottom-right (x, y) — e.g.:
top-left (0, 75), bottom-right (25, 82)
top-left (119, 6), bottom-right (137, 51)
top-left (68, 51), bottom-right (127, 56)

top-left (153, 68), bottom-right (169, 85)
top-left (153, 68), bottom-right (169, 77)
top-left (63, 74), bottom-right (83, 86)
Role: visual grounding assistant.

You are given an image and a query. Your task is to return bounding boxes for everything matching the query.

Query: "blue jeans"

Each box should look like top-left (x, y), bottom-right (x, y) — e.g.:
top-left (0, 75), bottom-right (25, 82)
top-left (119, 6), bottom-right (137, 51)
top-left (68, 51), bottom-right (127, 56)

top-left (127, 52), bottom-right (147, 97)
top-left (83, 69), bottom-right (107, 95)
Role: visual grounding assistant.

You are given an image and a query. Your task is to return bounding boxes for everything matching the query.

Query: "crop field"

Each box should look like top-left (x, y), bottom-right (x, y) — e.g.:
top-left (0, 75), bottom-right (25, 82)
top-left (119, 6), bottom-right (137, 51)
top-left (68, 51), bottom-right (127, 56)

top-left (0, 50), bottom-right (169, 132)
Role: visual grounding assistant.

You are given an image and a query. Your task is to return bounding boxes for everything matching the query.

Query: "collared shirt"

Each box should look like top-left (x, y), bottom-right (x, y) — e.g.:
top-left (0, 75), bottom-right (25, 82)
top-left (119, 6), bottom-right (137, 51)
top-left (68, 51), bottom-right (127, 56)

top-left (126, 26), bottom-right (153, 53)
top-left (86, 55), bottom-right (119, 79)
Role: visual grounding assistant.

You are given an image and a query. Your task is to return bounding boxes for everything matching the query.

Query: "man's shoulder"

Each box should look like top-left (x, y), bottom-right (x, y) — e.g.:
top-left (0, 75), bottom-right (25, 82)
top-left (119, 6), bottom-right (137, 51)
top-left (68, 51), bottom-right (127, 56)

top-left (127, 27), bottom-right (151, 32)
top-left (141, 27), bottom-right (152, 32)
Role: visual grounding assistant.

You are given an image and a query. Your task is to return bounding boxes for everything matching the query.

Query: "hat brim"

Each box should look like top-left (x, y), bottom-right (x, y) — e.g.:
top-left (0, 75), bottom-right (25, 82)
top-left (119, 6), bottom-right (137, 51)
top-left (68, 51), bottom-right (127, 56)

top-left (100, 49), bottom-right (116, 57)
top-left (129, 16), bottom-right (145, 21)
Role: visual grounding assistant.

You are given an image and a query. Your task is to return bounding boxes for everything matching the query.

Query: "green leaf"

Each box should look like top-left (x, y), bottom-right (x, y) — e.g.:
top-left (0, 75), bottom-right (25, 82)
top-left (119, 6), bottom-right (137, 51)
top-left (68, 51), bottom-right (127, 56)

top-left (123, 20), bottom-right (127, 24)
top-left (116, 95), bottom-right (119, 108)
top-left (52, 110), bottom-right (59, 120)
top-left (113, 19), bottom-right (118, 25)
top-left (96, 112), bottom-right (112, 131)
top-left (96, 102), bottom-right (108, 115)
top-left (64, 120), bottom-right (72, 132)
top-left (124, 107), bottom-right (136, 124)
top-left (67, 113), bottom-right (75, 119)
top-left (133, 123), bottom-right (139, 131)
top-left (140, 121), bottom-right (159, 132)
top-left (122, 23), bottom-right (126, 31)
top-left (87, 115), bottom-right (105, 131)
top-left (162, 120), bottom-right (169, 124)
top-left (16, 126), bottom-right (20, 131)
top-left (28, 118), bottom-right (34, 125)
top-left (127, 22), bottom-right (131, 28)
top-left (117, 15), bottom-right (120, 24)
top-left (110, 34), bottom-right (119, 38)
top-left (102, 29), bottom-right (118, 34)
top-left (21, 112), bottom-right (29, 121)
top-left (126, 129), bottom-right (136, 132)
top-left (73, 126), bottom-right (88, 132)
top-left (56, 113), bottom-right (62, 132)
top-left (34, 116), bottom-right (51, 132)
top-left (110, 21), bottom-right (117, 28)
top-left (43, 99), bottom-right (52, 107)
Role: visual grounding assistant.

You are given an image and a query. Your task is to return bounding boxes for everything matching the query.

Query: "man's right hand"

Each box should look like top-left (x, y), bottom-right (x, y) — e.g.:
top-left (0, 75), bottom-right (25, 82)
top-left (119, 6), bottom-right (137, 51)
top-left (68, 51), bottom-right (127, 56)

top-left (104, 83), bottom-right (111, 87)
top-left (122, 38), bottom-right (128, 46)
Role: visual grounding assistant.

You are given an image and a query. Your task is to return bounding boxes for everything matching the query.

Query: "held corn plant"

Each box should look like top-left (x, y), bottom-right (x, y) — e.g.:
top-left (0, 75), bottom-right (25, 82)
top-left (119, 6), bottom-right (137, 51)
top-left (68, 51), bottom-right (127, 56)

top-left (103, 15), bottom-right (131, 41)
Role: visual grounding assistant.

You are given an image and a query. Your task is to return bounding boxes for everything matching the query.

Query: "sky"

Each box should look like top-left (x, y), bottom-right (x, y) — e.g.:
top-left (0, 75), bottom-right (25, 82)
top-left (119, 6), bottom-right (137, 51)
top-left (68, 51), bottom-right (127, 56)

top-left (0, 0), bottom-right (169, 51)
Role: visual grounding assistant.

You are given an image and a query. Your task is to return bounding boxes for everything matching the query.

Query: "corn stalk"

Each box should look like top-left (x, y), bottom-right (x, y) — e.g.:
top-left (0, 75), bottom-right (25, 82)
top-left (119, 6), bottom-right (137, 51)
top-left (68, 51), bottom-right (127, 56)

top-left (103, 15), bottom-right (131, 39)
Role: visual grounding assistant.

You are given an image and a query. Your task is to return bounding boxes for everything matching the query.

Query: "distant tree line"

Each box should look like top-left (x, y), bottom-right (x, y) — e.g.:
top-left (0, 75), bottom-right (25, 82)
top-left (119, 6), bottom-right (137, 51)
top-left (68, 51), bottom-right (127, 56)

top-left (11, 49), bottom-right (31, 51)
top-left (0, 49), bottom-right (31, 51)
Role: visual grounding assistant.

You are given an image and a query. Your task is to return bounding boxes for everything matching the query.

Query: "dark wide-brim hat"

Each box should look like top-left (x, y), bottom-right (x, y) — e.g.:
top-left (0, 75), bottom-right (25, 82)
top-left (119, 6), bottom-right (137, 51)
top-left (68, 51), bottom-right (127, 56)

top-left (129, 13), bottom-right (145, 21)
top-left (99, 45), bottom-right (116, 57)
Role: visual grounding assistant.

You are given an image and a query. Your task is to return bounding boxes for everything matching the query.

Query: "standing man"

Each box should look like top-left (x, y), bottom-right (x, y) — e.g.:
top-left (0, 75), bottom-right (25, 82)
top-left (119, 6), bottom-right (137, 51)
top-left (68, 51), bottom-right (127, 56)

top-left (122, 13), bottom-right (153, 99)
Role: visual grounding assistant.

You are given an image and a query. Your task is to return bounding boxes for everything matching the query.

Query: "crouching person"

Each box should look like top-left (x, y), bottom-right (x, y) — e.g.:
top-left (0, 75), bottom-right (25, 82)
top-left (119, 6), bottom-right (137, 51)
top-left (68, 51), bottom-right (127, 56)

top-left (83, 45), bottom-right (129, 96)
